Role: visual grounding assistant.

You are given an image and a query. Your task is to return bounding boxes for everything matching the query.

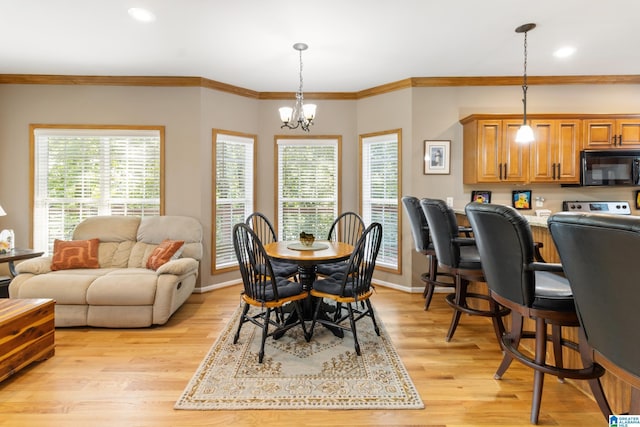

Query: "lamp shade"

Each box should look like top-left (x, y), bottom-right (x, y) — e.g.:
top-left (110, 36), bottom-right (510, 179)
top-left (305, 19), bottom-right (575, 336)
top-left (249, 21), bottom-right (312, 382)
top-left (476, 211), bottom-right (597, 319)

top-left (302, 103), bottom-right (316, 121)
top-left (515, 124), bottom-right (535, 144)
top-left (0, 205), bottom-right (6, 217)
top-left (279, 107), bottom-right (293, 123)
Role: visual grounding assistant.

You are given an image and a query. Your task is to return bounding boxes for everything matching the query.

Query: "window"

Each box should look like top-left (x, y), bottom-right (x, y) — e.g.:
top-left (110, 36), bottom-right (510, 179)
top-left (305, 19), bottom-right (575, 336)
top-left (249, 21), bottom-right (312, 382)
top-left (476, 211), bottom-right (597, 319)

top-left (31, 125), bottom-right (163, 254)
top-left (213, 130), bottom-right (255, 273)
top-left (360, 129), bottom-right (402, 273)
top-left (276, 136), bottom-right (340, 241)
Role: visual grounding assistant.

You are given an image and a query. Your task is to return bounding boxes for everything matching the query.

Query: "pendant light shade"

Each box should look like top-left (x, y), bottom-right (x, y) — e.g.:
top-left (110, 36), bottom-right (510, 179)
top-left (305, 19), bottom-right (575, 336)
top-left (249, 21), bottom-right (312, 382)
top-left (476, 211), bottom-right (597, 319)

top-left (515, 23), bottom-right (536, 144)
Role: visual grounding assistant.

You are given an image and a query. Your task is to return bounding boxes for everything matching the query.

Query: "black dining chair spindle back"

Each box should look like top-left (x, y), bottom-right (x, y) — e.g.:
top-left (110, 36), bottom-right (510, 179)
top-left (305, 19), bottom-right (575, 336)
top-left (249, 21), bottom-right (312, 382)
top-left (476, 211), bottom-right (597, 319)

top-left (316, 212), bottom-right (365, 278)
top-left (245, 212), bottom-right (299, 281)
top-left (232, 223), bottom-right (310, 363)
top-left (310, 222), bottom-right (383, 355)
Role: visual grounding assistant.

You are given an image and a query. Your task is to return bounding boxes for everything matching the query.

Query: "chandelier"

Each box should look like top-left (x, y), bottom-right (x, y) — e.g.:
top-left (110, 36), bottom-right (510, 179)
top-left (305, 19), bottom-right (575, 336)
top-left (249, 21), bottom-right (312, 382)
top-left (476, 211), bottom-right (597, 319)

top-left (515, 23), bottom-right (536, 144)
top-left (279, 43), bottom-right (316, 132)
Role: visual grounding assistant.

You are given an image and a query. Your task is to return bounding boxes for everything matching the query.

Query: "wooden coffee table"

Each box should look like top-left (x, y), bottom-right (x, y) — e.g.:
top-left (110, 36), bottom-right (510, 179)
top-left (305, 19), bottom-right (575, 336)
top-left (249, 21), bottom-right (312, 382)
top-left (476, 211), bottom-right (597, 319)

top-left (0, 298), bottom-right (55, 382)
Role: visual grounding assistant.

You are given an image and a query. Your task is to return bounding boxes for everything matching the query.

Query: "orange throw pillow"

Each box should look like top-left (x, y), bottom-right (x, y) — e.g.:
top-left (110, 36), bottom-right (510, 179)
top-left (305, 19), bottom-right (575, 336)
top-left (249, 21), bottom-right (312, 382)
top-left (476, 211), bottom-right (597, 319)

top-left (51, 238), bottom-right (100, 271)
top-left (146, 239), bottom-right (185, 270)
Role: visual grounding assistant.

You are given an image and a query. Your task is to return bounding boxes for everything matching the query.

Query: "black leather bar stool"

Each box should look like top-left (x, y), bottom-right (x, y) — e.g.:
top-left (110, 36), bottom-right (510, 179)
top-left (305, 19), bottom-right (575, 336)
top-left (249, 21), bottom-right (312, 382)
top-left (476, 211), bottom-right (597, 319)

top-left (402, 196), bottom-right (454, 309)
top-left (466, 203), bottom-right (605, 424)
top-left (549, 212), bottom-right (640, 421)
top-left (420, 198), bottom-right (507, 342)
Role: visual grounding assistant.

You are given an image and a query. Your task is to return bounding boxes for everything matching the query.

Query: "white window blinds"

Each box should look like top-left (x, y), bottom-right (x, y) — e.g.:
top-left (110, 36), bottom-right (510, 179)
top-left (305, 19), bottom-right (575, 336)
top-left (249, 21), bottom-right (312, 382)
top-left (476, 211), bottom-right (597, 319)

top-left (213, 131), bottom-right (254, 272)
top-left (361, 131), bottom-right (400, 271)
top-left (32, 127), bottom-right (162, 254)
top-left (277, 138), bottom-right (339, 241)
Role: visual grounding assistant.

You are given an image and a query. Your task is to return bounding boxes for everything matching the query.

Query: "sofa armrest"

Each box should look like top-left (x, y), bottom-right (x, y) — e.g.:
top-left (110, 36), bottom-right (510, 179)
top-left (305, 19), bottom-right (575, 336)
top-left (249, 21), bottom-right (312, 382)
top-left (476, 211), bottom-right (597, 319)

top-left (14, 256), bottom-right (53, 275)
top-left (155, 258), bottom-right (198, 276)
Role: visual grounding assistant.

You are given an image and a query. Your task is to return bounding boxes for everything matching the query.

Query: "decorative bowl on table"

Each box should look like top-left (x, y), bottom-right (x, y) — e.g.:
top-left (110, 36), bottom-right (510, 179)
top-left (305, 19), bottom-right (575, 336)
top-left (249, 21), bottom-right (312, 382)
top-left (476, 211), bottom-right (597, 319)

top-left (299, 232), bottom-right (315, 247)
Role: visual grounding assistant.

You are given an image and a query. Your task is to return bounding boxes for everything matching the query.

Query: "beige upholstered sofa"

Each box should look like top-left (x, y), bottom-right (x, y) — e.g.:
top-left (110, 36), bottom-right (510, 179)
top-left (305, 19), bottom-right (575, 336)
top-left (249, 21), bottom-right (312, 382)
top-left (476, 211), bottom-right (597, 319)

top-left (9, 215), bottom-right (203, 328)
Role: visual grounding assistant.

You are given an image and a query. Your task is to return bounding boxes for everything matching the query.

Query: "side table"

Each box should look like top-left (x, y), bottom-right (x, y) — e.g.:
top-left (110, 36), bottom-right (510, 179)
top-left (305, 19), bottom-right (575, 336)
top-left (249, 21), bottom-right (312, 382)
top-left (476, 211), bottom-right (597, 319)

top-left (0, 249), bottom-right (45, 298)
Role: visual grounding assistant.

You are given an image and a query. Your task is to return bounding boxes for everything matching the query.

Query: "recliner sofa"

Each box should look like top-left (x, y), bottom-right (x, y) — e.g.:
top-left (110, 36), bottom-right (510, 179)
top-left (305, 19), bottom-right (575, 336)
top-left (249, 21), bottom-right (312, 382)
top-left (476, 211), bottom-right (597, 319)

top-left (9, 215), bottom-right (202, 328)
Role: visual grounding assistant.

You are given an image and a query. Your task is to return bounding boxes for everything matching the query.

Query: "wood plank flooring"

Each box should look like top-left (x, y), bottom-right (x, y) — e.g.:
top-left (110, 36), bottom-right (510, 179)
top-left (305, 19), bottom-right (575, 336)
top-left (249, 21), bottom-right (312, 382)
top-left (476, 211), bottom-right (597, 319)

top-left (0, 285), bottom-right (607, 426)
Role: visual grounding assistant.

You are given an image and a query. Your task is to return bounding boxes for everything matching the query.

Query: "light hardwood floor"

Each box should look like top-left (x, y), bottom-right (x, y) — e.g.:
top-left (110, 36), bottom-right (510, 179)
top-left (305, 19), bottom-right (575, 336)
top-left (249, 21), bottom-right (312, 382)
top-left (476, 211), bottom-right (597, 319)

top-left (0, 285), bottom-right (606, 426)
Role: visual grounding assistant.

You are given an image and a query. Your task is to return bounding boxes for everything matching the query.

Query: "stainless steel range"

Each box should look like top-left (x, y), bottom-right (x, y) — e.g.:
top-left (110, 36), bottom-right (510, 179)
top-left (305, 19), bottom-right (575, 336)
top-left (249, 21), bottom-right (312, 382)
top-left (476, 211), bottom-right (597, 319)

top-left (562, 200), bottom-right (631, 215)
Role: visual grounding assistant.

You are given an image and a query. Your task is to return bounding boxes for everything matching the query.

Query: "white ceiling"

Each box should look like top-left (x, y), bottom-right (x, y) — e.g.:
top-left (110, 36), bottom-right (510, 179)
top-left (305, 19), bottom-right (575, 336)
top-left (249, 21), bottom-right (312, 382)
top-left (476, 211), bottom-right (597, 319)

top-left (2, 0), bottom-right (639, 92)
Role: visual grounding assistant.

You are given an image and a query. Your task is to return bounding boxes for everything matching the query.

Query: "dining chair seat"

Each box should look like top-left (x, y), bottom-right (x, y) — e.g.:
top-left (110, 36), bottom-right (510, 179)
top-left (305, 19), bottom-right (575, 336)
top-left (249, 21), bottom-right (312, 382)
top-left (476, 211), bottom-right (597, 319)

top-left (530, 271), bottom-right (574, 311)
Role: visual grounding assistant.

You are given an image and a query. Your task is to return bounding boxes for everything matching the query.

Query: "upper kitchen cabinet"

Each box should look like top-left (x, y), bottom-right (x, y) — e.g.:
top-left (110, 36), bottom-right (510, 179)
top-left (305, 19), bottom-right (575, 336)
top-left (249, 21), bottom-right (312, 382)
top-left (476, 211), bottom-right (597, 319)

top-left (529, 119), bottom-right (581, 184)
top-left (583, 117), bottom-right (640, 149)
top-left (462, 117), bottom-right (529, 184)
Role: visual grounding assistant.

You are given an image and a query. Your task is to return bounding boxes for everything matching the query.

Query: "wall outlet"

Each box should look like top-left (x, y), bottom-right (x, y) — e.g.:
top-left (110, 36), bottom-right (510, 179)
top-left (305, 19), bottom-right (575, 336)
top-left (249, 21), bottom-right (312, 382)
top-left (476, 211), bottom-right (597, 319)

top-left (446, 197), bottom-right (454, 207)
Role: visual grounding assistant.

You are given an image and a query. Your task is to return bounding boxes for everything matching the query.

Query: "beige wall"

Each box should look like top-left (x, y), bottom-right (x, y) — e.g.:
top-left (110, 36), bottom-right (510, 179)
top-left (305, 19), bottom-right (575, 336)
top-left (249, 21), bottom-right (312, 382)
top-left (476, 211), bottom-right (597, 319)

top-left (1, 82), bottom-right (640, 291)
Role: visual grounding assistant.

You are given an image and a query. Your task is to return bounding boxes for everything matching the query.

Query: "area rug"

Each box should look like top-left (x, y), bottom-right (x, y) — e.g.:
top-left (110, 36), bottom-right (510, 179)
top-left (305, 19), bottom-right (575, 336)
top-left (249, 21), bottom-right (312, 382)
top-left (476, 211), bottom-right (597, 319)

top-left (175, 305), bottom-right (424, 410)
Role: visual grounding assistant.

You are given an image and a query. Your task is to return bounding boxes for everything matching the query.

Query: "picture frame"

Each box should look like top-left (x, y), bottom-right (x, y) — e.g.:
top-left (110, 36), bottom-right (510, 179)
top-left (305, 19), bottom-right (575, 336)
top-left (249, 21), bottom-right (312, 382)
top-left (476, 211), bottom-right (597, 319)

top-left (423, 140), bottom-right (450, 175)
top-left (470, 190), bottom-right (491, 204)
top-left (512, 190), bottom-right (532, 210)
top-left (635, 190), bottom-right (640, 209)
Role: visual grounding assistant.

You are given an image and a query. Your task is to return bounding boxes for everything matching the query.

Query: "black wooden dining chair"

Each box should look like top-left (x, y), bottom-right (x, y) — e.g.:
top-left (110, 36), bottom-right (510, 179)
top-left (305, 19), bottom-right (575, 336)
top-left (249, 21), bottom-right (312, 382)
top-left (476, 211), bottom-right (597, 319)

top-left (466, 203), bottom-right (605, 424)
top-left (232, 223), bottom-right (310, 363)
top-left (549, 212), bottom-right (640, 420)
top-left (402, 195), bottom-right (455, 309)
top-left (316, 211), bottom-right (364, 278)
top-left (420, 198), bottom-right (507, 342)
top-left (245, 212), bottom-right (299, 281)
top-left (309, 222), bottom-right (383, 355)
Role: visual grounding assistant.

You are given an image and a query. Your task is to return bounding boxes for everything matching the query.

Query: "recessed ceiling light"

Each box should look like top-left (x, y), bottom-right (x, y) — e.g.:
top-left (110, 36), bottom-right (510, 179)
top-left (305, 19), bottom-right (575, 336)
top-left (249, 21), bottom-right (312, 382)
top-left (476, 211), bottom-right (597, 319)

top-left (554, 46), bottom-right (576, 58)
top-left (128, 7), bottom-right (156, 22)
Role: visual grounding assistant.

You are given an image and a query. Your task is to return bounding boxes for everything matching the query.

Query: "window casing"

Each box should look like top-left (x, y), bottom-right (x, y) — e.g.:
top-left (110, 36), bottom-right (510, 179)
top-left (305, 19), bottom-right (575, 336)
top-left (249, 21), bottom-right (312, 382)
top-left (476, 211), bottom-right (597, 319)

top-left (276, 137), bottom-right (340, 241)
top-left (212, 130), bottom-right (255, 273)
top-left (360, 129), bottom-right (401, 273)
top-left (31, 125), bottom-right (163, 254)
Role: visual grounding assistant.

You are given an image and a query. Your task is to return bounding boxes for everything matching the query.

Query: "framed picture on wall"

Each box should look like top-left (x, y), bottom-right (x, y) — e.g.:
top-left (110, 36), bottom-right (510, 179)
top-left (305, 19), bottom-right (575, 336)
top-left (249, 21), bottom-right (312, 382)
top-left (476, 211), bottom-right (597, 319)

top-left (470, 191), bottom-right (491, 204)
top-left (423, 140), bottom-right (450, 174)
top-left (512, 190), bottom-right (532, 210)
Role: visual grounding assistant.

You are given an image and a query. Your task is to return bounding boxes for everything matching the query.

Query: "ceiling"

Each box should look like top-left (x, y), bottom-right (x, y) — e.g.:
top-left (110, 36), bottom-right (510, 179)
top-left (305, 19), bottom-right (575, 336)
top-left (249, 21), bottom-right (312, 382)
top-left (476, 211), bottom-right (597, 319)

top-left (2, 0), bottom-right (639, 93)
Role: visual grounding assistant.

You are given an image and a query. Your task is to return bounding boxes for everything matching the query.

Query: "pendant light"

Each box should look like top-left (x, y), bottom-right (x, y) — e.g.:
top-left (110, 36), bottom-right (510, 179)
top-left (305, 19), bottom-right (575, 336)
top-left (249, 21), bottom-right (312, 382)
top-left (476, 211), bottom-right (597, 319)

top-left (515, 23), bottom-right (536, 144)
top-left (279, 43), bottom-right (316, 132)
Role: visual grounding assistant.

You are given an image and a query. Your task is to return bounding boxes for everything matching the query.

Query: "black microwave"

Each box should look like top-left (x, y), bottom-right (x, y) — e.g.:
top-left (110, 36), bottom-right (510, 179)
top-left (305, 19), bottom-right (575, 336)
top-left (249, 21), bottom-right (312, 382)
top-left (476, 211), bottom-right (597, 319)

top-left (581, 150), bottom-right (640, 186)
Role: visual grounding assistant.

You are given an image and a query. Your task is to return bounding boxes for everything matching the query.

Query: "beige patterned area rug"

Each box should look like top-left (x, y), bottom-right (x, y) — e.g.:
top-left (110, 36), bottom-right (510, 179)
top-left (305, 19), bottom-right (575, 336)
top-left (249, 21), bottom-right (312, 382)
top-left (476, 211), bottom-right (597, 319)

top-left (175, 305), bottom-right (424, 410)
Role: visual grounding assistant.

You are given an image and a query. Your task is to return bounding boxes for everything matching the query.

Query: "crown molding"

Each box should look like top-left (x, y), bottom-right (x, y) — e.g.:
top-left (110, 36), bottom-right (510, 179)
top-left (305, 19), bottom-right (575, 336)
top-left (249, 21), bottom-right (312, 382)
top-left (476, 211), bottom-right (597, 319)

top-left (1, 73), bottom-right (639, 100)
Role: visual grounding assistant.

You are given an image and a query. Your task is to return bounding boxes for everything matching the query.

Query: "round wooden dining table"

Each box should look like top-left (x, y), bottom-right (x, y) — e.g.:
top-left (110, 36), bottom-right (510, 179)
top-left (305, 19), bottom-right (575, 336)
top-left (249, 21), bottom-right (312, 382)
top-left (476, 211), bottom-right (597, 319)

top-left (263, 240), bottom-right (353, 289)
top-left (263, 240), bottom-right (354, 337)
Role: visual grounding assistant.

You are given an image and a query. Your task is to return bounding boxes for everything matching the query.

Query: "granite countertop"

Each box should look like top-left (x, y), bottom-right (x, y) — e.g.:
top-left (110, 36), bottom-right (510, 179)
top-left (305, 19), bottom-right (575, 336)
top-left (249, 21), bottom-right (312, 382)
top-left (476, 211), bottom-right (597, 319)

top-left (453, 207), bottom-right (550, 228)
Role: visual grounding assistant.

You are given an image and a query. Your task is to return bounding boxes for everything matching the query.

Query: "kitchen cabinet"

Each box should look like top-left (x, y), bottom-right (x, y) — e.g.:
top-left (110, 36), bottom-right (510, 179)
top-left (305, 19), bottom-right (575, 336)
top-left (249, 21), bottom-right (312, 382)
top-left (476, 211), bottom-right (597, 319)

top-left (529, 119), bottom-right (581, 183)
top-left (583, 118), bottom-right (640, 149)
top-left (463, 119), bottom-right (529, 184)
top-left (462, 114), bottom-right (640, 185)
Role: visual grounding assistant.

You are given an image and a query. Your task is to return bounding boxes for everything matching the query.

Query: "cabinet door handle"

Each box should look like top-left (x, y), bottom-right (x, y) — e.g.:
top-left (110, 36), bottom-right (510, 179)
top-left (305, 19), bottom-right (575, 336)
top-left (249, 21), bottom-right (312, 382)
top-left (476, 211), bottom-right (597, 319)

top-left (552, 163), bottom-right (556, 180)
top-left (557, 163), bottom-right (561, 179)
top-left (503, 163), bottom-right (507, 180)
top-left (498, 163), bottom-right (502, 180)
